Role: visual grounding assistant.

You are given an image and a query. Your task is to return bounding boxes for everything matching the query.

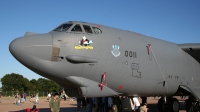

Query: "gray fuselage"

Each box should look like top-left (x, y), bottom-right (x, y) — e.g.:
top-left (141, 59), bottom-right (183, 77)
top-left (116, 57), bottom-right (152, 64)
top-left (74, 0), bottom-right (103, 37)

top-left (9, 21), bottom-right (200, 98)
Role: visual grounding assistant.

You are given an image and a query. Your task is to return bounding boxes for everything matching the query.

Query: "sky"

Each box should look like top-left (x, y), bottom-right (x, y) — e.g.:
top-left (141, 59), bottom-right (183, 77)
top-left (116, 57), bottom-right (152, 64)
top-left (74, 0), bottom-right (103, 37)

top-left (0, 0), bottom-right (200, 87)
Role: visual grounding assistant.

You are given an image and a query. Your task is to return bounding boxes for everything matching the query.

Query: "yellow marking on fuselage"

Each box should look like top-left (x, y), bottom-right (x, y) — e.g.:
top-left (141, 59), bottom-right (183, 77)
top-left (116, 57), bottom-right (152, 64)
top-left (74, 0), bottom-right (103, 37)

top-left (75, 46), bottom-right (94, 50)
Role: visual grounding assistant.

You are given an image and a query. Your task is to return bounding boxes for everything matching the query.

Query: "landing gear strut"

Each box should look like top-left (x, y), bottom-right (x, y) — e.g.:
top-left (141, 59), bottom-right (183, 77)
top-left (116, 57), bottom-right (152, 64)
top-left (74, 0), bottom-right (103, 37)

top-left (157, 97), bottom-right (168, 112)
top-left (185, 96), bottom-right (200, 112)
top-left (157, 97), bottom-right (180, 112)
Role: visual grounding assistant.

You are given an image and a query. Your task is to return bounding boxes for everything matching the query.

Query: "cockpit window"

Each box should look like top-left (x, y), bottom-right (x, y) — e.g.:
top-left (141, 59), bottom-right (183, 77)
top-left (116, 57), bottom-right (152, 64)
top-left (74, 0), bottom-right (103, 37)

top-left (92, 27), bottom-right (102, 34)
top-left (83, 25), bottom-right (93, 34)
top-left (71, 24), bottom-right (82, 32)
top-left (53, 24), bottom-right (72, 32)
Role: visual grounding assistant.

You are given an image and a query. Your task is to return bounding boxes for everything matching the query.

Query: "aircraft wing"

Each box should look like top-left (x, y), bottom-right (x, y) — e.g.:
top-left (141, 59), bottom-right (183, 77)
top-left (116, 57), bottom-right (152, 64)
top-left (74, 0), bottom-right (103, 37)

top-left (179, 43), bottom-right (200, 63)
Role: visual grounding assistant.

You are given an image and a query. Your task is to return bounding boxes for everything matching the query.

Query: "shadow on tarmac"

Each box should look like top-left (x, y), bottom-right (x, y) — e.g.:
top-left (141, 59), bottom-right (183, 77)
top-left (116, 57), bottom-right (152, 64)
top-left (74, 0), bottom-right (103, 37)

top-left (146, 102), bottom-right (186, 112)
top-left (8, 102), bottom-right (186, 112)
top-left (9, 107), bottom-right (77, 112)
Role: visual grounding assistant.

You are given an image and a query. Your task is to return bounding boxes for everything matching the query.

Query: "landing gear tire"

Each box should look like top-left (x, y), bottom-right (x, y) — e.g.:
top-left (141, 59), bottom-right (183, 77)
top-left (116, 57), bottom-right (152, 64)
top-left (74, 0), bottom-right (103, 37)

top-left (168, 98), bottom-right (180, 112)
top-left (186, 99), bottom-right (200, 112)
top-left (185, 99), bottom-right (193, 112)
top-left (157, 98), bottom-right (167, 112)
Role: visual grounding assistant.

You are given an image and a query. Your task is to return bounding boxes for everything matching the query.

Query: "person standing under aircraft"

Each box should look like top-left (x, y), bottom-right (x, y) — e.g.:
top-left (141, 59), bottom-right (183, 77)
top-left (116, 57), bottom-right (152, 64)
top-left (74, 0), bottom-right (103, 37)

top-left (77, 97), bottom-right (81, 112)
top-left (140, 103), bottom-right (148, 112)
top-left (115, 96), bottom-right (121, 112)
top-left (49, 93), bottom-right (60, 112)
top-left (92, 97), bottom-right (98, 112)
top-left (86, 98), bottom-right (93, 112)
top-left (81, 97), bottom-right (87, 112)
top-left (128, 96), bottom-right (134, 111)
top-left (108, 97), bottom-right (113, 112)
top-left (133, 97), bottom-right (140, 112)
top-left (101, 97), bottom-right (106, 112)
top-left (112, 96), bottom-right (118, 112)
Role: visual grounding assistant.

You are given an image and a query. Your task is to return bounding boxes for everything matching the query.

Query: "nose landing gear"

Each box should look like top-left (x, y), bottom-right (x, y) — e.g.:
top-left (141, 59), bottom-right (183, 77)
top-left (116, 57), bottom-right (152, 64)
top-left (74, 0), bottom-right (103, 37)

top-left (157, 97), bottom-right (168, 112)
top-left (157, 97), bottom-right (180, 112)
top-left (169, 98), bottom-right (180, 112)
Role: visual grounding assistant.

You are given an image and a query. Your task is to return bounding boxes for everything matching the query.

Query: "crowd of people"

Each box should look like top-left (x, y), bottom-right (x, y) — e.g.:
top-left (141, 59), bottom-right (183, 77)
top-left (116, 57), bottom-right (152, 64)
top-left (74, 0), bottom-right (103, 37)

top-left (47, 91), bottom-right (67, 102)
top-left (75, 96), bottom-right (149, 112)
top-left (14, 92), bottom-right (27, 105)
top-left (13, 92), bottom-right (40, 106)
top-left (0, 91), bottom-right (149, 112)
top-left (46, 92), bottom-right (149, 112)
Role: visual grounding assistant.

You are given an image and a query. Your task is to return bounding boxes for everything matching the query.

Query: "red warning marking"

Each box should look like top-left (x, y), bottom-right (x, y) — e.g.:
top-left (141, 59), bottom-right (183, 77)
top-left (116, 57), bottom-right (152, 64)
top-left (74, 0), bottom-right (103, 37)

top-left (99, 72), bottom-right (107, 91)
top-left (97, 25), bottom-right (101, 28)
top-left (99, 83), bottom-right (103, 90)
top-left (147, 44), bottom-right (151, 55)
top-left (119, 85), bottom-right (123, 90)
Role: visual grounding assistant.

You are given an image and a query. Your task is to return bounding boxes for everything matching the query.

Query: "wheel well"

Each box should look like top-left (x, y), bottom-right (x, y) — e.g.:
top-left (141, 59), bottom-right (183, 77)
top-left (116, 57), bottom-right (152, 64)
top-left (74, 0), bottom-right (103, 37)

top-left (173, 85), bottom-right (192, 96)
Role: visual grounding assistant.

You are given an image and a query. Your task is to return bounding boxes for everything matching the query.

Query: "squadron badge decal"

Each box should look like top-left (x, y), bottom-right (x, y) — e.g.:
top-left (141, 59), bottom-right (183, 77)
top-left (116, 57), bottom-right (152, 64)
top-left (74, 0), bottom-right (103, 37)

top-left (75, 36), bottom-right (93, 50)
top-left (111, 45), bottom-right (120, 57)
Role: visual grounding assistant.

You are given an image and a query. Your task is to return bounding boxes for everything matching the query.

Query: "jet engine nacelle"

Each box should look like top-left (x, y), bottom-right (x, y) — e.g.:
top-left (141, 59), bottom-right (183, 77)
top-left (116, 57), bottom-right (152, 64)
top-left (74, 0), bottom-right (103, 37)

top-left (64, 87), bottom-right (83, 97)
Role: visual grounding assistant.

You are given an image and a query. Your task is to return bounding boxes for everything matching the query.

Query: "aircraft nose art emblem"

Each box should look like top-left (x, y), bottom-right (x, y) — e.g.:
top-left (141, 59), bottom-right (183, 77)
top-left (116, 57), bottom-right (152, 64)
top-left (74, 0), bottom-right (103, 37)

top-left (111, 45), bottom-right (120, 57)
top-left (75, 36), bottom-right (93, 50)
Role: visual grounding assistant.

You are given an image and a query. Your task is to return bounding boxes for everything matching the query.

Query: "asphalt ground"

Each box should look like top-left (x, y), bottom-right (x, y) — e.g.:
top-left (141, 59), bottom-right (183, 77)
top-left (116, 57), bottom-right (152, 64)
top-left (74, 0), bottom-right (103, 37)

top-left (0, 97), bottom-right (187, 112)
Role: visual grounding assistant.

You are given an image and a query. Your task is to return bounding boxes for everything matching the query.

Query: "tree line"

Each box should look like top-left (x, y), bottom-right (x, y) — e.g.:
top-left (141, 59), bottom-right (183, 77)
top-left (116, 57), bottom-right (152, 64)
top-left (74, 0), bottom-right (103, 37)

top-left (0, 73), bottom-right (62, 92)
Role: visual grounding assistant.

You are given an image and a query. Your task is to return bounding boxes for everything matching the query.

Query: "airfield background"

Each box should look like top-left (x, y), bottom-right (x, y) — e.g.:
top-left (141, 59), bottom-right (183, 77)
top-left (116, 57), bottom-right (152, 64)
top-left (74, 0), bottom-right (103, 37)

top-left (0, 73), bottom-right (62, 97)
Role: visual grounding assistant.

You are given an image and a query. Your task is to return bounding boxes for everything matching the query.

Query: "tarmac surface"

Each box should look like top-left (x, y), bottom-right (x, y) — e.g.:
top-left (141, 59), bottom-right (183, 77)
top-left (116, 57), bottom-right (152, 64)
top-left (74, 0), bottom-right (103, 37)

top-left (0, 97), bottom-right (187, 112)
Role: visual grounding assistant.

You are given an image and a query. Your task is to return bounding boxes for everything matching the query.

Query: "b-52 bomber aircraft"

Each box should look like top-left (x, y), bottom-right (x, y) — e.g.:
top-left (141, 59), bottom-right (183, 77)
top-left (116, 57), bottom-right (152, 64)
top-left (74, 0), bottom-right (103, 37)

top-left (10, 21), bottom-right (200, 112)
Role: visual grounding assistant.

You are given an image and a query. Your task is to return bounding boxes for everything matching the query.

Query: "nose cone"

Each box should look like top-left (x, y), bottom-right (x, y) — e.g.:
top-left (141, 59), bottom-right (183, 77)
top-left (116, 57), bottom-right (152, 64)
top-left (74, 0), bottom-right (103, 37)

top-left (9, 38), bottom-right (19, 57)
top-left (9, 33), bottom-right (53, 65)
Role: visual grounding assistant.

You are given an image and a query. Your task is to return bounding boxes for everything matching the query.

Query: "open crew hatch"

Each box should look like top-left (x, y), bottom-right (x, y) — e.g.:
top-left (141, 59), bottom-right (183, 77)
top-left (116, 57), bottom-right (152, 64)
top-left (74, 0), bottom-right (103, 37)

top-left (52, 22), bottom-right (102, 34)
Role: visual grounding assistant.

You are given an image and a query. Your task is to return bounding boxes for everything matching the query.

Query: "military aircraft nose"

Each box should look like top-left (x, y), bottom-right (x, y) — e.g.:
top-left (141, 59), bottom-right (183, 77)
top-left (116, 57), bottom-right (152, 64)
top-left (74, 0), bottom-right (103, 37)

top-left (9, 37), bottom-right (25, 59)
top-left (9, 38), bottom-right (17, 54)
top-left (9, 33), bottom-right (53, 63)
